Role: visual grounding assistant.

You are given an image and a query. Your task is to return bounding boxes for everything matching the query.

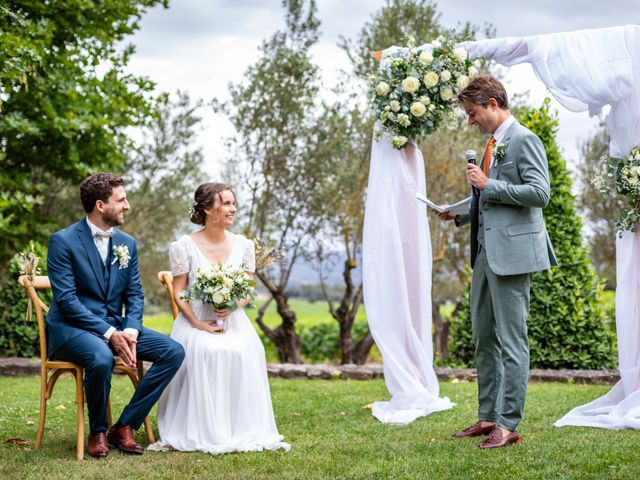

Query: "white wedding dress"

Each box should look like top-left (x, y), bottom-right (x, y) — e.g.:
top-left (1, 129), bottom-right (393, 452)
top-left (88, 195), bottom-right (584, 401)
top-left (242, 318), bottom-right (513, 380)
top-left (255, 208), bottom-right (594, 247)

top-left (148, 233), bottom-right (290, 454)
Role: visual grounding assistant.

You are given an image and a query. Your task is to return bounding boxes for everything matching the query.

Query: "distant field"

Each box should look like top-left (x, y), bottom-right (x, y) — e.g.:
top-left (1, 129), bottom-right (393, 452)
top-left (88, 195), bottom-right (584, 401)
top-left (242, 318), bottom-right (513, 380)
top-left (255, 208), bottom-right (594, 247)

top-left (144, 298), bottom-right (364, 335)
top-left (143, 298), bottom-right (378, 363)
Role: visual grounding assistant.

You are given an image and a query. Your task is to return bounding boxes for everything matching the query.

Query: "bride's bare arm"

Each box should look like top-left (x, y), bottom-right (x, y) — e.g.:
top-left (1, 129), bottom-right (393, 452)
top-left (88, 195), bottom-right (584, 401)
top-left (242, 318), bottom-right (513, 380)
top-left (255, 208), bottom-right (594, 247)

top-left (173, 273), bottom-right (220, 333)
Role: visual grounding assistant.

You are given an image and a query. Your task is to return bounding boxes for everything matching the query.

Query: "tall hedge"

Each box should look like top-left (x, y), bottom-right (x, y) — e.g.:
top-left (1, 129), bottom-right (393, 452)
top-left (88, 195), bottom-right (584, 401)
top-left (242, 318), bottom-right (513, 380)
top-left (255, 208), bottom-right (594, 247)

top-left (448, 100), bottom-right (616, 369)
top-left (0, 242), bottom-right (49, 357)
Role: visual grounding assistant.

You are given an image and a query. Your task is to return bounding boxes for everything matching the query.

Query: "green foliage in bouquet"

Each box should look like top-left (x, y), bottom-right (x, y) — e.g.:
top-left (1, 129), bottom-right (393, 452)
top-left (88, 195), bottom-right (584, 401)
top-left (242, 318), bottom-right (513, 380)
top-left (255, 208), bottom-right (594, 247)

top-left (185, 264), bottom-right (257, 311)
top-left (449, 100), bottom-right (616, 369)
top-left (0, 242), bottom-right (49, 357)
top-left (591, 146), bottom-right (640, 235)
top-left (370, 35), bottom-right (478, 149)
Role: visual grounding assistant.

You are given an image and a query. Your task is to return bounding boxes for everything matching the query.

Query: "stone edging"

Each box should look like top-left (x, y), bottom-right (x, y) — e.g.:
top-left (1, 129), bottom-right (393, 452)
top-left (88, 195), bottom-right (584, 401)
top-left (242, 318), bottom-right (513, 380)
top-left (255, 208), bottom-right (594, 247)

top-left (0, 358), bottom-right (620, 384)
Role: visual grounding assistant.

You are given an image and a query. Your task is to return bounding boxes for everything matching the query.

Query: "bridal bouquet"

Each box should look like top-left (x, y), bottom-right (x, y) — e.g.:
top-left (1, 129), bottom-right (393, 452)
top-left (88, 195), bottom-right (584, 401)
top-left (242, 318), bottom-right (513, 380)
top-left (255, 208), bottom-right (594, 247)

top-left (591, 146), bottom-right (640, 235)
top-left (370, 36), bottom-right (478, 149)
top-left (185, 264), bottom-right (256, 326)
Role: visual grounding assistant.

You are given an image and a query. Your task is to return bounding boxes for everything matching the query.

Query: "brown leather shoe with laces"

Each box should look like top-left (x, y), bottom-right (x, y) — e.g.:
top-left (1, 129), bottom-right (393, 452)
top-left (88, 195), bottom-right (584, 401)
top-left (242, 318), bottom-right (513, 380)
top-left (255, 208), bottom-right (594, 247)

top-left (478, 428), bottom-right (523, 449)
top-left (107, 424), bottom-right (144, 454)
top-left (452, 420), bottom-right (496, 437)
top-left (87, 432), bottom-right (109, 458)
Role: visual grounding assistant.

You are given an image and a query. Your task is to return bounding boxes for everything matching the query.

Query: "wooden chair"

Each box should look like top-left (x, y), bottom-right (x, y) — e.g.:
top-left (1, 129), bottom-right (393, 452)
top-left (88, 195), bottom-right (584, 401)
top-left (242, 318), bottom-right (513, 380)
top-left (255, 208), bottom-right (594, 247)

top-left (158, 271), bottom-right (179, 320)
top-left (18, 275), bottom-right (155, 461)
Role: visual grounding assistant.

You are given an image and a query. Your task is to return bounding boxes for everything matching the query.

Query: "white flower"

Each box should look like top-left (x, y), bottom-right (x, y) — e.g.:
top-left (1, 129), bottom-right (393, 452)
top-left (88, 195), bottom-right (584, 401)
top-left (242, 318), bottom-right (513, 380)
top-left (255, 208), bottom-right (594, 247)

top-left (431, 39), bottom-right (442, 48)
top-left (410, 102), bottom-right (426, 117)
top-left (419, 95), bottom-right (431, 105)
top-left (397, 113), bottom-right (411, 127)
top-left (468, 66), bottom-right (478, 77)
top-left (456, 75), bottom-right (470, 90)
top-left (418, 51), bottom-right (433, 64)
top-left (212, 292), bottom-right (224, 304)
top-left (453, 47), bottom-right (468, 61)
top-left (391, 135), bottom-right (408, 148)
top-left (440, 70), bottom-right (451, 82)
top-left (376, 81), bottom-right (390, 96)
top-left (389, 100), bottom-right (401, 112)
top-left (635, 166), bottom-right (640, 175)
top-left (440, 87), bottom-right (454, 101)
top-left (423, 72), bottom-right (439, 88)
top-left (401, 76), bottom-right (420, 93)
top-left (112, 245), bottom-right (130, 270)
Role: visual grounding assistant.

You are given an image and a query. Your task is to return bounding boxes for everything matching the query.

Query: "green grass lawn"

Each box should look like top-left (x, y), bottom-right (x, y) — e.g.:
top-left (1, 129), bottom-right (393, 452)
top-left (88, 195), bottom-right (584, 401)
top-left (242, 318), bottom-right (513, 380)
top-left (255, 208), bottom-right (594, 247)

top-left (0, 376), bottom-right (638, 479)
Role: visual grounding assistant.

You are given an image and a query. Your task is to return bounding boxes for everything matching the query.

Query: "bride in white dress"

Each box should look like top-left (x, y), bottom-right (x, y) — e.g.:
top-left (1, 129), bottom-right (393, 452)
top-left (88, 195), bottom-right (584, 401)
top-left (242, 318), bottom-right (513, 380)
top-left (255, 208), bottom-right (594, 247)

top-left (150, 182), bottom-right (290, 454)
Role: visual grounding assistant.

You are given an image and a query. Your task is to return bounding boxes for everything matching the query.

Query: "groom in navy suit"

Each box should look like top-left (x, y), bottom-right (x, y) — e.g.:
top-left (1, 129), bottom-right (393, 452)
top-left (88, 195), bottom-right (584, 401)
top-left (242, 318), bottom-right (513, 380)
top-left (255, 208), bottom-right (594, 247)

top-left (47, 172), bottom-right (184, 458)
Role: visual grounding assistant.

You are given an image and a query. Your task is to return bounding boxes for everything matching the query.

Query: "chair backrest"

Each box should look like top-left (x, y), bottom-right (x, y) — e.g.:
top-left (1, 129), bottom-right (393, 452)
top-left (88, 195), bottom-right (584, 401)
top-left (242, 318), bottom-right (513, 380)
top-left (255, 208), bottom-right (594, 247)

top-left (18, 275), bottom-right (51, 363)
top-left (157, 271), bottom-right (179, 320)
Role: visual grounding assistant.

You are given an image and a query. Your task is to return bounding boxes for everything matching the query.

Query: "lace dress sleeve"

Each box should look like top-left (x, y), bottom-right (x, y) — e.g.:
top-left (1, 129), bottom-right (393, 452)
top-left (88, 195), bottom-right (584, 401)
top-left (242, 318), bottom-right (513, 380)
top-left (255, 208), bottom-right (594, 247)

top-left (169, 239), bottom-right (190, 276)
top-left (242, 236), bottom-right (256, 273)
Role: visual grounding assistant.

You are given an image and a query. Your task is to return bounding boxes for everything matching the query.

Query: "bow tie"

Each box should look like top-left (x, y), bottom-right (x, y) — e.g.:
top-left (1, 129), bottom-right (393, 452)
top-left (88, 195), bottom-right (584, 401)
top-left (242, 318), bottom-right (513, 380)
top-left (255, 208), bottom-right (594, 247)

top-left (93, 229), bottom-right (114, 239)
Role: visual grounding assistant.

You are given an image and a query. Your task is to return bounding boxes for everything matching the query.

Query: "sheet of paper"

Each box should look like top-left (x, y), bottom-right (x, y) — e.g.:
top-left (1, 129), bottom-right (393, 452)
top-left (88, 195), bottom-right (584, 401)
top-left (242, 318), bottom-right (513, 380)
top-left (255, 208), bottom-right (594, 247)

top-left (416, 192), bottom-right (471, 216)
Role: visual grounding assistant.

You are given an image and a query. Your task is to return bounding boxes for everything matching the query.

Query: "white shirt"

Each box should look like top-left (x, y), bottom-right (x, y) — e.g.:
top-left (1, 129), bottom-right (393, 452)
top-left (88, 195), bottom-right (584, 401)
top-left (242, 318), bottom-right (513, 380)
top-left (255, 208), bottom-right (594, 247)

top-left (490, 115), bottom-right (516, 168)
top-left (85, 217), bottom-right (139, 342)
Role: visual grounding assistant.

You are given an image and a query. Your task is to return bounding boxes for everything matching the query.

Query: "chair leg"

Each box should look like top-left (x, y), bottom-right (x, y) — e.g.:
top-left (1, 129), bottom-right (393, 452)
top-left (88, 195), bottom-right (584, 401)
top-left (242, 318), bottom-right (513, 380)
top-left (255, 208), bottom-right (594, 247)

top-left (107, 397), bottom-right (113, 428)
top-left (143, 416), bottom-right (156, 444)
top-left (35, 373), bottom-right (47, 449)
top-left (74, 368), bottom-right (85, 461)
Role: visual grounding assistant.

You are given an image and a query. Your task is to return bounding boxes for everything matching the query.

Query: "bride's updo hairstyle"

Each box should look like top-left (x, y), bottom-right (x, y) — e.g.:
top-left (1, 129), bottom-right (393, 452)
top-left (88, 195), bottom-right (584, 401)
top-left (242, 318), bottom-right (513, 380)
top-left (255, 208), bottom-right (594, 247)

top-left (189, 182), bottom-right (235, 225)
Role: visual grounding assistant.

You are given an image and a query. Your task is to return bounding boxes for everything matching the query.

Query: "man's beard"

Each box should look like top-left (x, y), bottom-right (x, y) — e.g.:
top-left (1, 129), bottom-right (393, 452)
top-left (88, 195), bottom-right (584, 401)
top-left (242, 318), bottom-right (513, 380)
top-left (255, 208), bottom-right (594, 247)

top-left (102, 209), bottom-right (124, 227)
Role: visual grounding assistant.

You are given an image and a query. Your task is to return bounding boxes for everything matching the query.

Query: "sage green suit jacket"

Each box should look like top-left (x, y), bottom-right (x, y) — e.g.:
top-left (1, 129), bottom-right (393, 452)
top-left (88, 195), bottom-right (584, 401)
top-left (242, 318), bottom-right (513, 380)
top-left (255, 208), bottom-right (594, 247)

top-left (457, 121), bottom-right (557, 275)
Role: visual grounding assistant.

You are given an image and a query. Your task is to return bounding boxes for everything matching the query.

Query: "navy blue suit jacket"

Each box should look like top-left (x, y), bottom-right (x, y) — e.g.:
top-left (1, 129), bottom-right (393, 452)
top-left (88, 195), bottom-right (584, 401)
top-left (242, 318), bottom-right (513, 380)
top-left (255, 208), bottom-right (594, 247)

top-left (46, 219), bottom-right (144, 358)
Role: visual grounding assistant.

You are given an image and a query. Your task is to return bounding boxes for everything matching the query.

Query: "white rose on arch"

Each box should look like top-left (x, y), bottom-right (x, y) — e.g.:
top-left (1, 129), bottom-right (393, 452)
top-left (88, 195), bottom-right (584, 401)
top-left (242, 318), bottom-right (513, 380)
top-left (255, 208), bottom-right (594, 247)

top-left (418, 51), bottom-right (433, 64)
top-left (456, 75), bottom-right (470, 90)
top-left (376, 82), bottom-right (390, 96)
top-left (401, 76), bottom-right (420, 93)
top-left (423, 72), bottom-right (439, 88)
top-left (440, 87), bottom-right (454, 101)
top-left (453, 47), bottom-right (468, 61)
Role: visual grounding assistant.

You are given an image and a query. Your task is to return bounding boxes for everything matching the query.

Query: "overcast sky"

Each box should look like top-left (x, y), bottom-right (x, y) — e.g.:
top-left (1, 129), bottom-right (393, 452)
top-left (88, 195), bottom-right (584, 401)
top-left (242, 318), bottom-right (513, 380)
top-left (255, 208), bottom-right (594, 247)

top-left (127, 0), bottom-right (639, 176)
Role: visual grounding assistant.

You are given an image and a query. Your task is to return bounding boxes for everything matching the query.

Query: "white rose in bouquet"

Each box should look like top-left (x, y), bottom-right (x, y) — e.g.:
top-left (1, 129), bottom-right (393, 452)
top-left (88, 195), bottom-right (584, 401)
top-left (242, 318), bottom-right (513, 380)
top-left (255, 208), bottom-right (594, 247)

top-left (410, 102), bottom-right (426, 117)
top-left (389, 100), bottom-right (401, 112)
top-left (468, 66), bottom-right (479, 77)
top-left (440, 70), bottom-right (451, 82)
top-left (419, 95), bottom-right (431, 105)
top-left (397, 113), bottom-right (411, 127)
top-left (401, 76), bottom-right (420, 93)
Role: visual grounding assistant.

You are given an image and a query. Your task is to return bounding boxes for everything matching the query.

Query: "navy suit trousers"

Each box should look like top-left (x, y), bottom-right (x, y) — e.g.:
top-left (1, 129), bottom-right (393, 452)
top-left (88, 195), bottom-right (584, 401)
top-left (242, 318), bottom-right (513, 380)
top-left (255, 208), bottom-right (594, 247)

top-left (54, 327), bottom-right (184, 434)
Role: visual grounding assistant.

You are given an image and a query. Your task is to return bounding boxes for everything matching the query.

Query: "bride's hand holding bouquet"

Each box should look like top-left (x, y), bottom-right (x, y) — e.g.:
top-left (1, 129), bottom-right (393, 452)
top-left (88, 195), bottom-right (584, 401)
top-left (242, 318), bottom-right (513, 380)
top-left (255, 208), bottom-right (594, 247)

top-left (184, 263), bottom-right (257, 333)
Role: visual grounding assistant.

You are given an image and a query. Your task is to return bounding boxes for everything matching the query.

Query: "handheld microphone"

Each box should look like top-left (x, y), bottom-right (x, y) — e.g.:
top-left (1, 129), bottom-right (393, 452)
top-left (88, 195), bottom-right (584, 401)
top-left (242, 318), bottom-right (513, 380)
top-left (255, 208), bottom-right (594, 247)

top-left (465, 150), bottom-right (479, 197)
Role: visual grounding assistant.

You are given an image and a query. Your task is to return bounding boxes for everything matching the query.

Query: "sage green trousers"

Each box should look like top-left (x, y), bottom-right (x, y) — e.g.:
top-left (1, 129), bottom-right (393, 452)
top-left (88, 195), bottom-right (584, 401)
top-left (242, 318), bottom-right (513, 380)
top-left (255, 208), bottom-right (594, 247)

top-left (471, 246), bottom-right (532, 431)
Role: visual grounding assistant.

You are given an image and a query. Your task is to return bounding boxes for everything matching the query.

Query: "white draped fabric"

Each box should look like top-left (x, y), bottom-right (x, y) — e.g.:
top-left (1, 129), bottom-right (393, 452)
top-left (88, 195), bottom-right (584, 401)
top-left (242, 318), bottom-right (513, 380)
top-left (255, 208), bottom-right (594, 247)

top-left (461, 25), bottom-right (640, 429)
top-left (362, 136), bottom-right (454, 425)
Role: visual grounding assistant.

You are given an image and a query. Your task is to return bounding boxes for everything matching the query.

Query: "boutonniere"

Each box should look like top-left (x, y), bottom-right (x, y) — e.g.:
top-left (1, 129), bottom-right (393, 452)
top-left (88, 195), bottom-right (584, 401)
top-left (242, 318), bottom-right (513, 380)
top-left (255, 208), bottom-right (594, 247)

top-left (493, 143), bottom-right (508, 163)
top-left (112, 244), bottom-right (130, 269)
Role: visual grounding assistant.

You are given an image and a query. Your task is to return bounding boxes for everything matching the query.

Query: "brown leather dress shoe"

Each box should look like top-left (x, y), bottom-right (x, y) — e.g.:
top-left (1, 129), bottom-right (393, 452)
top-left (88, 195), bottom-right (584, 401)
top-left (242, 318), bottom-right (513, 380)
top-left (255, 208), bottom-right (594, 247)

top-left (107, 424), bottom-right (144, 454)
top-left (478, 428), bottom-right (523, 449)
top-left (452, 420), bottom-right (496, 437)
top-left (87, 432), bottom-right (109, 458)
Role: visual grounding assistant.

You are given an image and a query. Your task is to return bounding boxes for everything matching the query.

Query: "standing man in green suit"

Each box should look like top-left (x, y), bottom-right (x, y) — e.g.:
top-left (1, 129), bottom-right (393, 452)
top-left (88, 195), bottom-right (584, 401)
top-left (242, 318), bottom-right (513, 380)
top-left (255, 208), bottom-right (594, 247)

top-left (435, 75), bottom-right (556, 448)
